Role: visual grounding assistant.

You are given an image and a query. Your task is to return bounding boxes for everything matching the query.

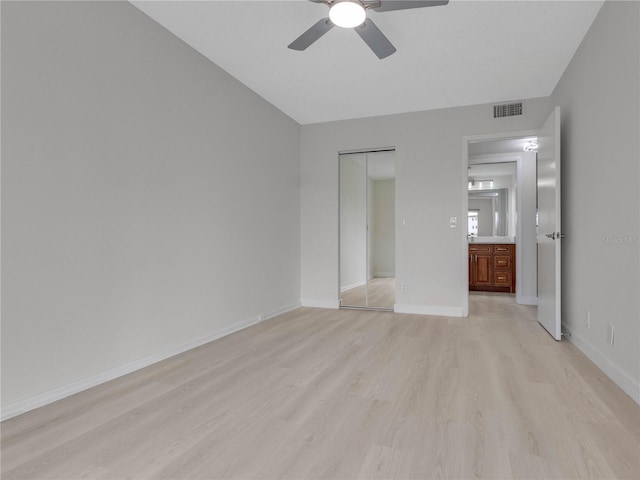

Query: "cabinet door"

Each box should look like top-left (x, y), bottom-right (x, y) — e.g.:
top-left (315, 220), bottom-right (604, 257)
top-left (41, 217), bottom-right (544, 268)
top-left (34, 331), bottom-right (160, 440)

top-left (469, 254), bottom-right (475, 285)
top-left (475, 254), bottom-right (492, 286)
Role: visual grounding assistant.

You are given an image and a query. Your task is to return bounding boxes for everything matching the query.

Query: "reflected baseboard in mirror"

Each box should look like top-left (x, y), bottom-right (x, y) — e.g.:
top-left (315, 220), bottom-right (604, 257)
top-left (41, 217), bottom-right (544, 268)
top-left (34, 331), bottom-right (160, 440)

top-left (341, 277), bottom-right (395, 310)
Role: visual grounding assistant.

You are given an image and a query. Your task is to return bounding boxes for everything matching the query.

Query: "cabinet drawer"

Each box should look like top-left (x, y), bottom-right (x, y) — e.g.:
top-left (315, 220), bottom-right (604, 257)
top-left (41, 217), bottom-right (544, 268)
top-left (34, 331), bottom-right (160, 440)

top-left (494, 271), bottom-right (512, 286)
top-left (494, 245), bottom-right (513, 254)
top-left (469, 245), bottom-right (492, 253)
top-left (494, 255), bottom-right (512, 269)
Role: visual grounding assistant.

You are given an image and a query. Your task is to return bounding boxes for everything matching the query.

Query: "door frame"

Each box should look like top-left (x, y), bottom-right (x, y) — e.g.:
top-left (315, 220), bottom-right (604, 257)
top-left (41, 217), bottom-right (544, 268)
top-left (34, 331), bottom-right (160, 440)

top-left (461, 130), bottom-right (538, 316)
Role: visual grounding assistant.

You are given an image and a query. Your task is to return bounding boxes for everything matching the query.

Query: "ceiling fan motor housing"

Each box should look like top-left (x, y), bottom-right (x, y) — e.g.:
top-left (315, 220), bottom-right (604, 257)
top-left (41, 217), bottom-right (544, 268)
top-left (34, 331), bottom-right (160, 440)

top-left (329, 0), bottom-right (367, 29)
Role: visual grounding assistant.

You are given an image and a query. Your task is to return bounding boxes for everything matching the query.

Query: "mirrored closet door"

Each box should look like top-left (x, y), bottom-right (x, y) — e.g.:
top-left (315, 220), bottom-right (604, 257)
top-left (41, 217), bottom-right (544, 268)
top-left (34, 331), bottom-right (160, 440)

top-left (339, 150), bottom-right (396, 310)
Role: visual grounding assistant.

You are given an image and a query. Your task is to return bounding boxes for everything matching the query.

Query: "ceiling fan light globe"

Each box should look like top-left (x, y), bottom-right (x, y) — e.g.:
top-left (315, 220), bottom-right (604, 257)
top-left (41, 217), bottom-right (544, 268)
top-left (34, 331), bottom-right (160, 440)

top-left (329, 1), bottom-right (366, 28)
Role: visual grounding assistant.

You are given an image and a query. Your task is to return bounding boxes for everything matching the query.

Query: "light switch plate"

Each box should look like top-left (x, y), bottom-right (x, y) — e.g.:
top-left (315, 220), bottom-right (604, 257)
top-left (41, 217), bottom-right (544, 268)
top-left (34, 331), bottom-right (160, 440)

top-left (450, 217), bottom-right (457, 228)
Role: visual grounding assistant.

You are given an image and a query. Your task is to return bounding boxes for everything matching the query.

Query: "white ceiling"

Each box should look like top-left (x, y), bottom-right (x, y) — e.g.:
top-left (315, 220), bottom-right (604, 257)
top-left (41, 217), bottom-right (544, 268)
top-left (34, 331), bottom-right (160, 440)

top-left (469, 136), bottom-right (538, 157)
top-left (132, 0), bottom-right (603, 125)
top-left (468, 162), bottom-right (516, 178)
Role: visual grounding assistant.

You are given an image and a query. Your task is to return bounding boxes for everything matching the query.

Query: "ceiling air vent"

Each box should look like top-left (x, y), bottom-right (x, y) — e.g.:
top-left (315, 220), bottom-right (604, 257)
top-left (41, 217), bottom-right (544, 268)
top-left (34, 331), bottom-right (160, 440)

top-left (493, 102), bottom-right (523, 118)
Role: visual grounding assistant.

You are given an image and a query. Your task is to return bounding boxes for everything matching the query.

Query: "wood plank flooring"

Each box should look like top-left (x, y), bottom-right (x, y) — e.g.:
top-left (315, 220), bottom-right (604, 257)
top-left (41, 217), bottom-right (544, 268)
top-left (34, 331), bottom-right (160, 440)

top-left (2, 293), bottom-right (639, 479)
top-left (341, 277), bottom-right (395, 309)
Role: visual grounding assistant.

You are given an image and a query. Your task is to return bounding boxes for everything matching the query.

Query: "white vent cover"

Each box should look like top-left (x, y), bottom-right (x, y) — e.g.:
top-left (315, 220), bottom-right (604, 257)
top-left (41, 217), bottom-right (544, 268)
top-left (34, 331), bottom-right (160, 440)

top-left (493, 102), bottom-right (523, 118)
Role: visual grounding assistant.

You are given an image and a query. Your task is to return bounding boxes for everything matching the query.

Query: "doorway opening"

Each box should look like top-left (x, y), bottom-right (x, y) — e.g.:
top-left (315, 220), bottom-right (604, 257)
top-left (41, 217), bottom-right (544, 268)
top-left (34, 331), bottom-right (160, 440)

top-left (463, 134), bottom-right (539, 315)
top-left (339, 149), bottom-right (396, 311)
top-left (463, 108), bottom-right (561, 339)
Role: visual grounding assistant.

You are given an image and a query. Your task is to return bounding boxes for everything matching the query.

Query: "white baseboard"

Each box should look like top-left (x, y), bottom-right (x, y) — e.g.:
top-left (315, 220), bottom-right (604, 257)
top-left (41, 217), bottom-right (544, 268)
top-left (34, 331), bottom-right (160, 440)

top-left (1, 304), bottom-right (298, 421)
top-left (374, 272), bottom-right (395, 278)
top-left (394, 304), bottom-right (465, 317)
top-left (340, 281), bottom-right (366, 292)
top-left (264, 303), bottom-right (300, 320)
top-left (300, 298), bottom-right (340, 309)
top-left (516, 295), bottom-right (538, 306)
top-left (562, 324), bottom-right (640, 406)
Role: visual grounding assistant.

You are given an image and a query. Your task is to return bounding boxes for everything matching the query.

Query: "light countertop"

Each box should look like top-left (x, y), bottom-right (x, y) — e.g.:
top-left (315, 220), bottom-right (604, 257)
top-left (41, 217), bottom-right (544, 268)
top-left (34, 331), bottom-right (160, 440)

top-left (468, 236), bottom-right (515, 244)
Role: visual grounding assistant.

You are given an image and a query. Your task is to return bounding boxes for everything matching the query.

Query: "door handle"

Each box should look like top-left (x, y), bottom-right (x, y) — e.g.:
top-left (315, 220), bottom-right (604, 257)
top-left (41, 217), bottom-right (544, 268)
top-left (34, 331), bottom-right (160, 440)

top-left (545, 232), bottom-right (565, 240)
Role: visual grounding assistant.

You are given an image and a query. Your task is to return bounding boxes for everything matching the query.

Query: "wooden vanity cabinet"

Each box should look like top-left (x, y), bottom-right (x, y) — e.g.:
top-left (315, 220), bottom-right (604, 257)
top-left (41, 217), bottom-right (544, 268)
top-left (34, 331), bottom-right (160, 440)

top-left (469, 244), bottom-right (515, 293)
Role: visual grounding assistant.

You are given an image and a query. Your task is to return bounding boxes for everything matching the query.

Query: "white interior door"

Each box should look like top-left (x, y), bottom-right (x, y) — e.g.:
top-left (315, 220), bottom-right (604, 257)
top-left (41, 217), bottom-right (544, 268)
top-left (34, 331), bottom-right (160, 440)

top-left (537, 107), bottom-right (562, 340)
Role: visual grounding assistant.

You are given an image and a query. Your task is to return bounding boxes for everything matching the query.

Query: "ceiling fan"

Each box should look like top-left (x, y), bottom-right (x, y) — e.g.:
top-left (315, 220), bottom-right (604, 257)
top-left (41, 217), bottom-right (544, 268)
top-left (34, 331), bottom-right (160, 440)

top-left (288, 0), bottom-right (449, 59)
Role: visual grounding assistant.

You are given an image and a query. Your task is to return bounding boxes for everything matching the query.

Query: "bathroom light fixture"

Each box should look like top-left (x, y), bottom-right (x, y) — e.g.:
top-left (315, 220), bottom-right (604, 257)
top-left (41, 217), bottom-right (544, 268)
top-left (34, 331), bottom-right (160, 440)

top-left (523, 140), bottom-right (538, 152)
top-left (329, 0), bottom-right (366, 28)
top-left (468, 179), bottom-right (494, 190)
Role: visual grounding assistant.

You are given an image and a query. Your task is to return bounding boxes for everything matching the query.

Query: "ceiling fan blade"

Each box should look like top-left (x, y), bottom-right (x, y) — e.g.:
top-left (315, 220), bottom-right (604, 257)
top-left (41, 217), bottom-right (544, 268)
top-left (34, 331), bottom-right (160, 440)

top-left (288, 18), bottom-right (334, 51)
top-left (370, 0), bottom-right (449, 12)
top-left (354, 18), bottom-right (396, 59)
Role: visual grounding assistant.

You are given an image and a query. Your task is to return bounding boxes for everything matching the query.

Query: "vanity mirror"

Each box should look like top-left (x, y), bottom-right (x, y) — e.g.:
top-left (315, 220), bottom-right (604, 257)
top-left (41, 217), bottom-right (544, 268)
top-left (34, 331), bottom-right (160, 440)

top-left (468, 162), bottom-right (516, 241)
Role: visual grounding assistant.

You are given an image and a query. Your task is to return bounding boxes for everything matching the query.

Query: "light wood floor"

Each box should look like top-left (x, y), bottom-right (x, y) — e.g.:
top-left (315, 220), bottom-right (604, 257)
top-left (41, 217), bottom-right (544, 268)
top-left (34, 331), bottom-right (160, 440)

top-left (2, 294), bottom-right (639, 479)
top-left (341, 277), bottom-right (395, 309)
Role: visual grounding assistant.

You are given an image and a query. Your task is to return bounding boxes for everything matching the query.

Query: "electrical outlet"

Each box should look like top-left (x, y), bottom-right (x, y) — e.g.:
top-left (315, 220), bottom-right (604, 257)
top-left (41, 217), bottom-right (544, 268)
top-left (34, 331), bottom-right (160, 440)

top-left (401, 283), bottom-right (408, 293)
top-left (450, 216), bottom-right (457, 228)
top-left (607, 323), bottom-right (615, 346)
top-left (586, 311), bottom-right (591, 329)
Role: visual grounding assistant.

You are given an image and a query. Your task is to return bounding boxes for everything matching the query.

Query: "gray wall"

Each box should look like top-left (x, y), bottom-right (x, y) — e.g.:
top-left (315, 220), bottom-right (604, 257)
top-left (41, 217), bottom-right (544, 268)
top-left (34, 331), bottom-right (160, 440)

top-left (1, 1), bottom-right (300, 413)
top-left (300, 98), bottom-right (552, 313)
top-left (551, 0), bottom-right (640, 402)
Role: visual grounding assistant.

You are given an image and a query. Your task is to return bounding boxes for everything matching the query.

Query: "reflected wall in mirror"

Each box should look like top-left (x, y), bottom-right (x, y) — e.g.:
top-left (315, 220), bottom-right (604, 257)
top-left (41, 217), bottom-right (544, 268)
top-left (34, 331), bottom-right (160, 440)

top-left (468, 162), bottom-right (516, 240)
top-left (340, 150), bottom-right (395, 310)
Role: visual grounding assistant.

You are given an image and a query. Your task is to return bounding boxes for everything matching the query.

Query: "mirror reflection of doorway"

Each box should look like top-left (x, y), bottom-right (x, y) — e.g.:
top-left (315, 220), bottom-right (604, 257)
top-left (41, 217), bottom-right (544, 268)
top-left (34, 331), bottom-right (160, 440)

top-left (339, 150), bottom-right (395, 310)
